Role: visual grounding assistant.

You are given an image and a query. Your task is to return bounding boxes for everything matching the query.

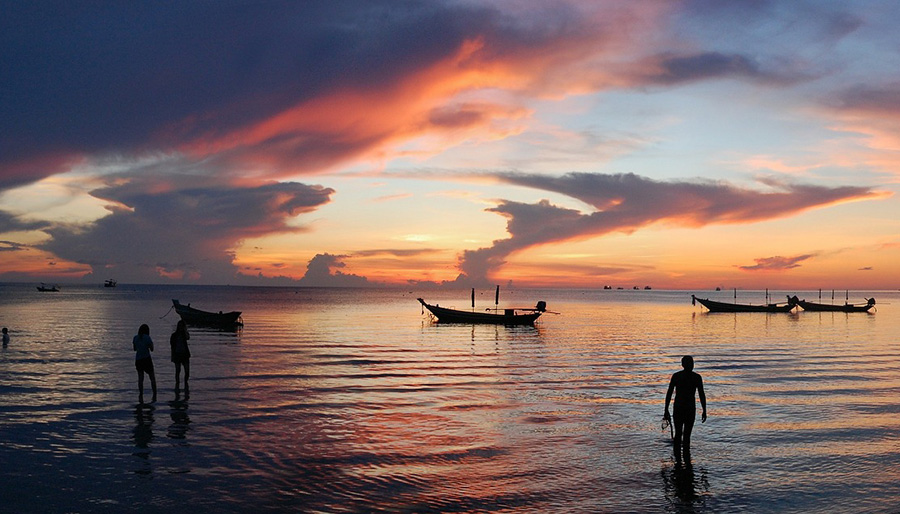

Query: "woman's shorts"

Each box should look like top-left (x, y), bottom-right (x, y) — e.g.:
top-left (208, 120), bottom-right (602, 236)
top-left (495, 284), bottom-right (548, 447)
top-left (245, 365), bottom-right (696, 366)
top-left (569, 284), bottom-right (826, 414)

top-left (135, 357), bottom-right (154, 373)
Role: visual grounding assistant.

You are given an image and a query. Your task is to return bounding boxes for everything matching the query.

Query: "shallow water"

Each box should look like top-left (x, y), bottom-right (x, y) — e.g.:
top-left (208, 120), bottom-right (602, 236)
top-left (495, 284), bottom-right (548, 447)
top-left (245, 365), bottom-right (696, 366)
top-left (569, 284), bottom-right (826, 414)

top-left (1, 285), bottom-right (898, 513)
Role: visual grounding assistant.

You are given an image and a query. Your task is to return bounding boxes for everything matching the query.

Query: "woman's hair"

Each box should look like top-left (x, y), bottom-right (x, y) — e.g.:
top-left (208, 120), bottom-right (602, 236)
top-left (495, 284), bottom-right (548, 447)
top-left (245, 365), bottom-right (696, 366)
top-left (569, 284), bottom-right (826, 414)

top-left (176, 320), bottom-right (187, 332)
top-left (138, 324), bottom-right (150, 336)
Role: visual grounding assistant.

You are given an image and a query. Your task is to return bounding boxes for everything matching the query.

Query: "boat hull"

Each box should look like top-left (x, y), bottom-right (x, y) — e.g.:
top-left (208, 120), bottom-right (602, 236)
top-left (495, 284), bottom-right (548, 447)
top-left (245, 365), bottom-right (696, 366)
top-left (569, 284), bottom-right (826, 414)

top-left (173, 300), bottom-right (242, 327)
top-left (418, 299), bottom-right (542, 325)
top-left (692, 295), bottom-right (795, 313)
top-left (796, 300), bottom-right (874, 313)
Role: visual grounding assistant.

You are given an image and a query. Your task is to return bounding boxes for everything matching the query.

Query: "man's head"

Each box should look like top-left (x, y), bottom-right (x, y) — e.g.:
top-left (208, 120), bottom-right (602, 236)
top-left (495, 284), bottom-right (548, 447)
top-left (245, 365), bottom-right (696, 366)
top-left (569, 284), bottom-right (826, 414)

top-left (682, 355), bottom-right (694, 371)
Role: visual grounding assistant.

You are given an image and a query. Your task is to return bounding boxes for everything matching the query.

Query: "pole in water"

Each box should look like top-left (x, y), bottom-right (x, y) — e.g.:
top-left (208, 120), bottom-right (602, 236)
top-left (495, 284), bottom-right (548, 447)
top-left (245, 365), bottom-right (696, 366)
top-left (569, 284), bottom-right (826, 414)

top-left (471, 288), bottom-right (475, 310)
top-left (495, 285), bottom-right (499, 307)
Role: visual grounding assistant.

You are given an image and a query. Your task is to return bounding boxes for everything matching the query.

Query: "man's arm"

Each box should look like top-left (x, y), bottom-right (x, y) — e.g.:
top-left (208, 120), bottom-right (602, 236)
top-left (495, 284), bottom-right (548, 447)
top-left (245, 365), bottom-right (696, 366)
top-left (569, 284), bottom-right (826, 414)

top-left (664, 374), bottom-right (675, 417)
top-left (697, 374), bottom-right (707, 422)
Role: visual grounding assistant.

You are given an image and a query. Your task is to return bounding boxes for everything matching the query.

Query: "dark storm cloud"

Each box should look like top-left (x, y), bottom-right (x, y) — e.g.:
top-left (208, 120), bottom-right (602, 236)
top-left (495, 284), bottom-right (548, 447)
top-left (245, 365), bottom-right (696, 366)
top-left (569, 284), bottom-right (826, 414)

top-left (2, 0), bottom-right (826, 190)
top-left (39, 178), bottom-right (334, 283)
top-left (457, 172), bottom-right (881, 283)
top-left (0, 1), bottom-right (507, 183)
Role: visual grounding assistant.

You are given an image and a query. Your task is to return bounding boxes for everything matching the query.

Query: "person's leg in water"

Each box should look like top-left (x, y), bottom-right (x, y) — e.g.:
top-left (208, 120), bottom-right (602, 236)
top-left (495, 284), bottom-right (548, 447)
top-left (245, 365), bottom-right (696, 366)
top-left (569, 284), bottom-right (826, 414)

top-left (147, 365), bottom-right (157, 403)
top-left (175, 361), bottom-right (182, 390)
top-left (183, 359), bottom-right (190, 390)
top-left (677, 408), bottom-right (696, 461)
top-left (137, 368), bottom-right (145, 404)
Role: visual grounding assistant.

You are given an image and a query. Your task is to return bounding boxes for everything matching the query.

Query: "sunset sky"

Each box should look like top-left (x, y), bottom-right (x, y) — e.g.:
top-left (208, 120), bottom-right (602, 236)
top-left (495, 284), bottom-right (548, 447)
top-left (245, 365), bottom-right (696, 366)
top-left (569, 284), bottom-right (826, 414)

top-left (2, 1), bottom-right (898, 289)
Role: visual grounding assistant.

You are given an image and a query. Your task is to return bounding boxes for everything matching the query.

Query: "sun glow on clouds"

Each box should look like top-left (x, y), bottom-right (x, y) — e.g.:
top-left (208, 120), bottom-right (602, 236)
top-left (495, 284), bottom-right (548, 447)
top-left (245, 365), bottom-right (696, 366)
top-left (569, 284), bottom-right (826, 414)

top-left (2, 1), bottom-right (900, 287)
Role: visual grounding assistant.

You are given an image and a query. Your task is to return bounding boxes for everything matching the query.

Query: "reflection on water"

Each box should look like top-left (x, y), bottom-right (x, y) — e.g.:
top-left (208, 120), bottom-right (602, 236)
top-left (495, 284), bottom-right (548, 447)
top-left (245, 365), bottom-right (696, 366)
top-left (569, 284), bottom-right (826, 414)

top-left (0, 285), bottom-right (899, 512)
top-left (167, 390), bottom-right (191, 440)
top-left (132, 404), bottom-right (154, 475)
top-left (662, 460), bottom-right (710, 511)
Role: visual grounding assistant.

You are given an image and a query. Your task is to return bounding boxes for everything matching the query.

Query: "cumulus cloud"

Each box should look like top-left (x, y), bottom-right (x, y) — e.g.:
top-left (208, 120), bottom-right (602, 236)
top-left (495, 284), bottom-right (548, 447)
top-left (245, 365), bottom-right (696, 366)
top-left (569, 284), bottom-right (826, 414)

top-left (296, 253), bottom-right (371, 287)
top-left (456, 172), bottom-right (881, 284)
top-left (39, 177), bottom-right (334, 283)
top-left (738, 254), bottom-right (816, 271)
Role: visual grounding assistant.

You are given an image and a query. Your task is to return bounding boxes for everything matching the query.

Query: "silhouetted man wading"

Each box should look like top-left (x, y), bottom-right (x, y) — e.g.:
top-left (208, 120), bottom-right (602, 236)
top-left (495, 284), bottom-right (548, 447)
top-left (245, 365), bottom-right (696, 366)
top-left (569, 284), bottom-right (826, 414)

top-left (664, 356), bottom-right (707, 461)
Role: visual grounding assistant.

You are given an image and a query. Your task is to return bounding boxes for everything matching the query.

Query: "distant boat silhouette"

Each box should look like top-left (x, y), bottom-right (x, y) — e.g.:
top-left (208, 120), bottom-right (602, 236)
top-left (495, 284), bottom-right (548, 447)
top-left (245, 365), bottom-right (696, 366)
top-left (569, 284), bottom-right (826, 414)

top-left (104, 279), bottom-right (117, 288)
top-left (36, 283), bottom-right (59, 292)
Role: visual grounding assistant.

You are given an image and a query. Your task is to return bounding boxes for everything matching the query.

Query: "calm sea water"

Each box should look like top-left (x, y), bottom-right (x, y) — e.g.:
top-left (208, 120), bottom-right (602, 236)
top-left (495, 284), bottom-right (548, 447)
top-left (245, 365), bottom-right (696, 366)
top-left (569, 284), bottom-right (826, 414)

top-left (1, 284), bottom-right (898, 513)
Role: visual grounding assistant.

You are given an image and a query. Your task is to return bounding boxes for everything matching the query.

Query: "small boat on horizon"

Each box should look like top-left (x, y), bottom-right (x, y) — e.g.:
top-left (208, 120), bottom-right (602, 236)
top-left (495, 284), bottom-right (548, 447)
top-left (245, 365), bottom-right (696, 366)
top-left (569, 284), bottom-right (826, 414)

top-left (692, 294), bottom-right (797, 313)
top-left (104, 279), bottom-right (117, 288)
top-left (36, 283), bottom-right (59, 292)
top-left (172, 299), bottom-right (243, 328)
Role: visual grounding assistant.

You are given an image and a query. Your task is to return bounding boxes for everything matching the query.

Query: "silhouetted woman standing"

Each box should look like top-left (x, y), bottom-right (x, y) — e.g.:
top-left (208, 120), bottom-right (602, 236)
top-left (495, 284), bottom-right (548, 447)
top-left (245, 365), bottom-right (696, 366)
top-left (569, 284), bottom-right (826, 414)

top-left (133, 324), bottom-right (157, 403)
top-left (170, 320), bottom-right (191, 391)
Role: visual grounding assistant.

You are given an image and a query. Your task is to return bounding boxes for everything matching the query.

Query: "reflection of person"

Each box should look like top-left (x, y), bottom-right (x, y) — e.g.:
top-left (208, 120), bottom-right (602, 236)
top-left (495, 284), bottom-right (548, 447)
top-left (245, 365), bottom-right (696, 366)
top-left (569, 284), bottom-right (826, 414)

top-left (664, 356), bottom-right (707, 460)
top-left (2, 327), bottom-right (8, 346)
top-left (170, 320), bottom-right (191, 391)
top-left (133, 324), bottom-right (157, 403)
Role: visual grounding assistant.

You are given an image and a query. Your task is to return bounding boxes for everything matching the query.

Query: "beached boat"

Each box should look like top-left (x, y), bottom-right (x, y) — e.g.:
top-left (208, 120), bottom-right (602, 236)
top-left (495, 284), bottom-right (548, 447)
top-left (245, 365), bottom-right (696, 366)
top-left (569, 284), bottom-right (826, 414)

top-left (172, 299), bottom-right (243, 327)
top-left (789, 295), bottom-right (875, 313)
top-left (418, 298), bottom-right (546, 325)
top-left (692, 294), bottom-right (796, 313)
top-left (36, 283), bottom-right (59, 292)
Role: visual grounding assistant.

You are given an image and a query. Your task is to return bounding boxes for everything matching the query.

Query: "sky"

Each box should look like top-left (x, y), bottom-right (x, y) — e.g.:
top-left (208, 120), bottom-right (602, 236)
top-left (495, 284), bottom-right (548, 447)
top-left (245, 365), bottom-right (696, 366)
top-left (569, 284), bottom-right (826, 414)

top-left (1, 0), bottom-right (899, 290)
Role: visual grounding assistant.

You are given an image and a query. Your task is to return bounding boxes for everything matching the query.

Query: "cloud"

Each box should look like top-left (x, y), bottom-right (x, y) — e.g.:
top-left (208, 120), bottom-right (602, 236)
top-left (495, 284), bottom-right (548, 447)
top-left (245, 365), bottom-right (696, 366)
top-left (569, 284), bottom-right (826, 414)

top-left (738, 254), bottom-right (816, 271)
top-left (3, 1), bottom-right (820, 190)
top-left (0, 240), bottom-right (26, 252)
top-left (456, 172), bottom-right (882, 284)
top-left (353, 248), bottom-right (442, 257)
top-left (640, 52), bottom-right (810, 86)
top-left (296, 253), bottom-right (372, 287)
top-left (38, 177), bottom-right (334, 283)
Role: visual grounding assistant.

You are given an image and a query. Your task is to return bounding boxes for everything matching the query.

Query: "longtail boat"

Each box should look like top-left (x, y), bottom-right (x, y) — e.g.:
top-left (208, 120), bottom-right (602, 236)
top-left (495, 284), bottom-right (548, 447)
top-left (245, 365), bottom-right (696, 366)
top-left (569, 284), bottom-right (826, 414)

top-left (789, 295), bottom-right (875, 313)
top-left (173, 299), bottom-right (243, 327)
top-left (418, 298), bottom-right (546, 324)
top-left (36, 283), bottom-right (59, 292)
top-left (692, 294), bottom-right (796, 313)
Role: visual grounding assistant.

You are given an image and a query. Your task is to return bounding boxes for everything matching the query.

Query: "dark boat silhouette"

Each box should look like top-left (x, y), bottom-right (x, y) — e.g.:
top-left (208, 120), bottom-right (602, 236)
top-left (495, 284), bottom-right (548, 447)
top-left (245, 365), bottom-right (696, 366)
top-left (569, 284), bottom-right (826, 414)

top-left (692, 294), bottom-right (796, 313)
top-left (790, 295), bottom-right (875, 313)
top-left (418, 298), bottom-right (546, 324)
top-left (173, 299), bottom-right (243, 327)
top-left (36, 283), bottom-right (59, 292)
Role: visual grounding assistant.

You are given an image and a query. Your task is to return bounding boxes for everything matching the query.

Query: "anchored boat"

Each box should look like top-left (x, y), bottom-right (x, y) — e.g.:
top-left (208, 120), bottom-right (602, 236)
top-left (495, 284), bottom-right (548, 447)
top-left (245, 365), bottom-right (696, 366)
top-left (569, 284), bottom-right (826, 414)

top-left (692, 294), bottom-right (796, 313)
top-left (418, 287), bottom-right (547, 325)
top-left (172, 299), bottom-right (243, 327)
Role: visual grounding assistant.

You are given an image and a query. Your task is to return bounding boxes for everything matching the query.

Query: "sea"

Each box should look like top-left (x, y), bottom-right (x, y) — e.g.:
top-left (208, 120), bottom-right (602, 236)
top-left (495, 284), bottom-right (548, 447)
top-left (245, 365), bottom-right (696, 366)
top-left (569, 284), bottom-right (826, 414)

top-left (1, 284), bottom-right (899, 513)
